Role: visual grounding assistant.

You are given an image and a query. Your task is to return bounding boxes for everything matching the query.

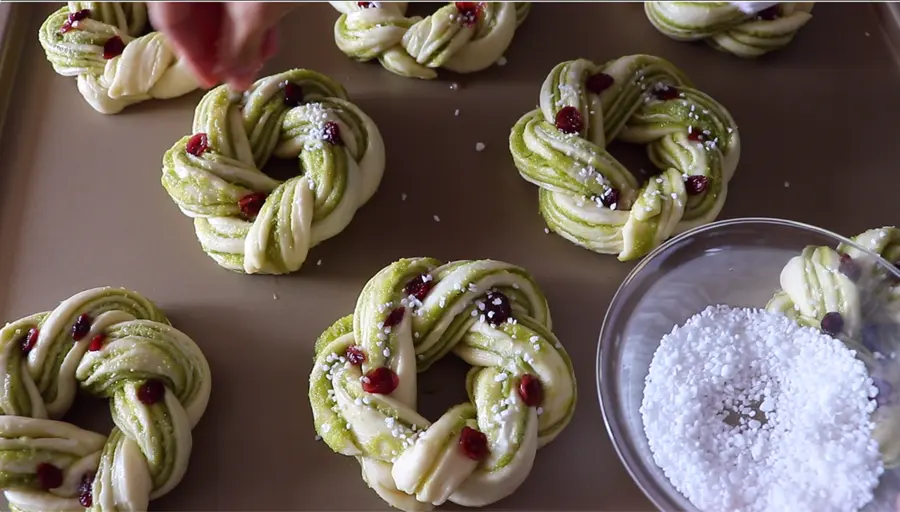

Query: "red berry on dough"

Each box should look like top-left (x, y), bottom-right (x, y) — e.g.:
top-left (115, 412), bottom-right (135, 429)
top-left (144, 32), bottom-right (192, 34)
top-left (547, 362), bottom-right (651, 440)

top-left (186, 133), bottom-right (209, 157)
top-left (685, 175), bottom-right (710, 195)
top-left (103, 36), bottom-right (125, 59)
top-left (78, 472), bottom-right (95, 507)
top-left (20, 327), bottom-right (39, 354)
top-left (238, 192), bottom-right (267, 219)
top-left (483, 291), bottom-right (512, 326)
top-left (345, 346), bottom-right (366, 366)
top-left (585, 73), bottom-right (614, 94)
top-left (362, 367), bottom-right (399, 395)
top-left (383, 307), bottom-right (406, 328)
top-left (36, 463), bottom-right (63, 490)
top-left (137, 379), bottom-right (165, 405)
top-left (555, 106), bottom-right (583, 134)
top-left (455, 2), bottom-right (480, 27)
top-left (404, 274), bottom-right (435, 302)
top-left (282, 81), bottom-right (304, 107)
top-left (72, 314), bottom-right (92, 341)
top-left (459, 426), bottom-right (489, 460)
top-left (323, 122), bottom-right (342, 145)
top-left (88, 334), bottom-right (105, 352)
top-left (518, 374), bottom-right (544, 407)
top-left (653, 85), bottom-right (680, 101)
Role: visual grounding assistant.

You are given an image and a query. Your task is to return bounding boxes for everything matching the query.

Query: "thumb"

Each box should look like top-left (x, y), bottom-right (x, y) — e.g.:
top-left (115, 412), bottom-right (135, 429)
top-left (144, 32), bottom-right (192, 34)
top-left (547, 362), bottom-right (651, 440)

top-left (217, 3), bottom-right (296, 91)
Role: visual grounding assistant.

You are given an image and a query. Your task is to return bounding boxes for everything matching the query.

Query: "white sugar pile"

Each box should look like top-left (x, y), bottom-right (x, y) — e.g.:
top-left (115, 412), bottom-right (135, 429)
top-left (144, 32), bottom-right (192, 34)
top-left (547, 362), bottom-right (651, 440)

top-left (641, 305), bottom-right (883, 512)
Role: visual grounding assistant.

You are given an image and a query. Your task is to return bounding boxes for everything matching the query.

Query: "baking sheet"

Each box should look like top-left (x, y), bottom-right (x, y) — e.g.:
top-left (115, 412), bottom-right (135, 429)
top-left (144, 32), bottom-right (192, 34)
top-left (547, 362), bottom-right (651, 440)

top-left (1, 2), bottom-right (899, 510)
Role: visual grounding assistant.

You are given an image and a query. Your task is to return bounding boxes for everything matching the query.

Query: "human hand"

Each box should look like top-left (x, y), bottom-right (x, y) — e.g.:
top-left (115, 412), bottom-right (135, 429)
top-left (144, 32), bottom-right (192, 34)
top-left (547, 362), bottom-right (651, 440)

top-left (148, 2), bottom-right (298, 91)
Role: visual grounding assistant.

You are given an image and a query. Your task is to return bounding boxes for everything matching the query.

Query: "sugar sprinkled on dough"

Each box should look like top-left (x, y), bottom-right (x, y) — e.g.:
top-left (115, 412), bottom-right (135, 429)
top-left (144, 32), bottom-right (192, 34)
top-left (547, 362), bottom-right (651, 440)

top-left (641, 305), bottom-right (882, 512)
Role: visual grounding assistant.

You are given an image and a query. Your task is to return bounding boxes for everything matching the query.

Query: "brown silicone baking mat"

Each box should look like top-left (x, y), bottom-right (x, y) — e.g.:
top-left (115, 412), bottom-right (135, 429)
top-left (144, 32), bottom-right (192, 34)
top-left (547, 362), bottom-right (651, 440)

top-left (1, 2), bottom-right (900, 511)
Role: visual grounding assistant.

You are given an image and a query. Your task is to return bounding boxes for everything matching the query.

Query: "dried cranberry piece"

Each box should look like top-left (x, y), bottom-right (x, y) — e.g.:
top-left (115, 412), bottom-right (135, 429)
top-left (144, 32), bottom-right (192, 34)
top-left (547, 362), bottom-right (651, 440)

top-left (687, 129), bottom-right (706, 142)
top-left (383, 307), bottom-right (406, 328)
top-left (72, 314), bottom-right (92, 341)
top-left (357, 1), bottom-right (373, 7)
top-left (20, 327), bottom-right (39, 354)
top-left (653, 85), bottom-right (680, 101)
top-left (839, 253), bottom-right (862, 282)
top-left (404, 274), bottom-right (435, 302)
top-left (60, 9), bottom-right (90, 34)
top-left (282, 81), bottom-right (304, 107)
top-left (757, 6), bottom-right (779, 20)
top-left (238, 192), bottom-right (267, 219)
top-left (555, 106), bottom-right (583, 135)
top-left (585, 73), bottom-right (614, 94)
top-left (600, 188), bottom-right (620, 208)
top-left (517, 374), bottom-right (543, 407)
top-left (323, 122), bottom-right (342, 145)
top-left (78, 472), bottom-right (95, 507)
top-left (137, 379), bottom-right (165, 405)
top-left (483, 291), bottom-right (512, 326)
top-left (455, 2), bottom-right (481, 27)
top-left (362, 367), bottom-right (399, 394)
top-left (186, 133), bottom-right (209, 157)
top-left (345, 346), bottom-right (366, 366)
top-left (88, 334), bottom-right (105, 352)
top-left (459, 426), bottom-right (489, 460)
top-left (36, 462), bottom-right (63, 490)
top-left (685, 175), bottom-right (710, 195)
top-left (102, 36), bottom-right (125, 59)
top-left (821, 312), bottom-right (844, 336)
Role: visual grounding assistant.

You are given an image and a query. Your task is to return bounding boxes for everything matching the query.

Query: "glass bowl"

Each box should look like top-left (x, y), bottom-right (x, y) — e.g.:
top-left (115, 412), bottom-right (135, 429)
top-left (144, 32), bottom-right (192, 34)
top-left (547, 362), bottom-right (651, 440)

top-left (597, 217), bottom-right (900, 512)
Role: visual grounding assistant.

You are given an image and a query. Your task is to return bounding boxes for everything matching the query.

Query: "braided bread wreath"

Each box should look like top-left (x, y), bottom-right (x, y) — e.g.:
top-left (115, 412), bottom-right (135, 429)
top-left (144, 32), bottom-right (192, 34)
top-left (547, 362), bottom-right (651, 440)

top-left (510, 55), bottom-right (740, 261)
top-left (330, 2), bottom-right (530, 79)
top-left (161, 69), bottom-right (385, 275)
top-left (38, 2), bottom-right (199, 114)
top-left (0, 287), bottom-right (211, 511)
top-left (766, 227), bottom-right (900, 468)
top-left (645, 2), bottom-right (814, 58)
top-left (309, 258), bottom-right (577, 511)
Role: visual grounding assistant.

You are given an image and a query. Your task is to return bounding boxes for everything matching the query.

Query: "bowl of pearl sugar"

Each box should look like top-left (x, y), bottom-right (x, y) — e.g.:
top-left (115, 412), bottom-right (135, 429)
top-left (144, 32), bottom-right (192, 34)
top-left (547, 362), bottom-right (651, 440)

top-left (597, 218), bottom-right (900, 512)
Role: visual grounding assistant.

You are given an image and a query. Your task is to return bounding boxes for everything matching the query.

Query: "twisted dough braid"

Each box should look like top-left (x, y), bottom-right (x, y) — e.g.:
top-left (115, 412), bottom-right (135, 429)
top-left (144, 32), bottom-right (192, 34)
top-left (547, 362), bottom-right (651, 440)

top-left (330, 2), bottom-right (530, 79)
top-left (161, 69), bottom-right (386, 275)
top-left (309, 258), bottom-right (576, 511)
top-left (509, 55), bottom-right (740, 261)
top-left (38, 2), bottom-right (199, 114)
top-left (767, 227), bottom-right (900, 467)
top-left (645, 2), bottom-right (814, 58)
top-left (0, 287), bottom-right (211, 511)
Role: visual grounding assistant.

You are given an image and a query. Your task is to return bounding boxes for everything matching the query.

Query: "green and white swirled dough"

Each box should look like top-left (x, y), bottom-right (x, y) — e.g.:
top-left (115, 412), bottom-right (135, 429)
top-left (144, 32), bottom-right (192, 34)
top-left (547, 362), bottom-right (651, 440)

top-left (38, 2), bottom-right (200, 114)
top-left (309, 258), bottom-right (576, 511)
top-left (0, 287), bottom-right (211, 511)
top-left (331, 2), bottom-right (530, 79)
top-left (768, 226), bottom-right (900, 467)
top-left (645, 2), bottom-right (814, 58)
top-left (161, 69), bottom-right (385, 275)
top-left (509, 55), bottom-right (740, 261)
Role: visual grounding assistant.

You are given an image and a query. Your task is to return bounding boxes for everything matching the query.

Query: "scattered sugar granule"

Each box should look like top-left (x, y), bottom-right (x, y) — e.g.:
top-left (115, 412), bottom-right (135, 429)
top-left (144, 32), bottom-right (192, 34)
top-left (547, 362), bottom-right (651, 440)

top-left (401, 193), bottom-right (407, 201)
top-left (433, 215), bottom-right (441, 223)
top-left (496, 56), bottom-right (507, 66)
top-left (475, 142), bottom-right (485, 152)
top-left (784, 181), bottom-right (790, 188)
top-left (449, 82), bottom-right (459, 91)
top-left (273, 293), bottom-right (279, 300)
top-left (454, 109), bottom-right (460, 116)
top-left (317, 260), bottom-right (323, 266)
top-left (544, 228), bottom-right (550, 234)
top-left (641, 305), bottom-right (882, 512)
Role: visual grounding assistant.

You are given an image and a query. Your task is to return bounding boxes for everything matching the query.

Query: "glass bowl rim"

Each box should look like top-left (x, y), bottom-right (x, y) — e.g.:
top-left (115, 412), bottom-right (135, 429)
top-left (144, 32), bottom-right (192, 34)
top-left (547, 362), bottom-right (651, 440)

top-left (595, 216), bottom-right (900, 511)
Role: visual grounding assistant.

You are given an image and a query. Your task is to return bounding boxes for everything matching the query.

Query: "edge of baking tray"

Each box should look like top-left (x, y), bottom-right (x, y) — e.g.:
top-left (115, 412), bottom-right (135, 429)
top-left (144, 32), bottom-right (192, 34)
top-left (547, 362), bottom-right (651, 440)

top-left (0, 3), bottom-right (27, 140)
top-left (875, 2), bottom-right (900, 64)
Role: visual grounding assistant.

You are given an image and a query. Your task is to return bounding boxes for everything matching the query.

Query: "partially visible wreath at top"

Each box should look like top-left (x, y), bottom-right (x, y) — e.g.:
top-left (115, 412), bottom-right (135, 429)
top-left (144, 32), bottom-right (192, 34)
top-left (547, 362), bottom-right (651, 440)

top-left (38, 2), bottom-right (200, 114)
top-left (644, 2), bottom-right (814, 58)
top-left (330, 2), bottom-right (531, 79)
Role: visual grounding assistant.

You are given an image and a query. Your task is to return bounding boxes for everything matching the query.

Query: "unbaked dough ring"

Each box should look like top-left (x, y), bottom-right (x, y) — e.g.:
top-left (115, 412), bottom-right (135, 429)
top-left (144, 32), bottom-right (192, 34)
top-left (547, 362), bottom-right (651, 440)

top-left (330, 2), bottom-right (530, 79)
top-left (0, 287), bottom-right (211, 511)
top-left (309, 257), bottom-right (576, 511)
top-left (768, 226), bottom-right (900, 467)
top-left (161, 69), bottom-right (386, 275)
top-left (509, 55), bottom-right (741, 261)
top-left (38, 2), bottom-right (200, 114)
top-left (644, 2), bottom-right (814, 58)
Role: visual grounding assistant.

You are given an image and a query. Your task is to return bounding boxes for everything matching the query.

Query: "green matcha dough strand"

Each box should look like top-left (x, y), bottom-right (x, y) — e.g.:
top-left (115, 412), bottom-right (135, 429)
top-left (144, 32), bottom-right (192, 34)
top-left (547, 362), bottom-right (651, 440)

top-left (510, 55), bottom-right (740, 261)
top-left (309, 258), bottom-right (576, 512)
top-left (38, 2), bottom-right (199, 114)
top-left (645, 2), bottom-right (814, 58)
top-left (767, 226), bottom-right (900, 467)
top-left (0, 287), bottom-right (211, 511)
top-left (161, 69), bottom-right (385, 275)
top-left (331, 2), bottom-right (529, 79)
